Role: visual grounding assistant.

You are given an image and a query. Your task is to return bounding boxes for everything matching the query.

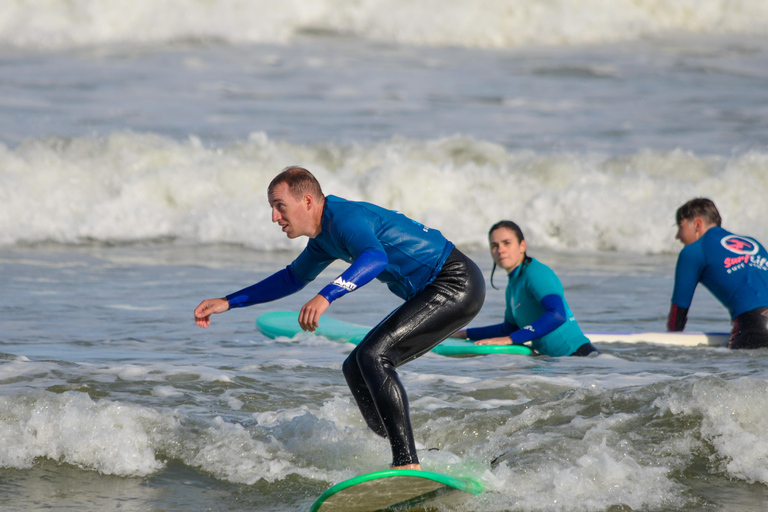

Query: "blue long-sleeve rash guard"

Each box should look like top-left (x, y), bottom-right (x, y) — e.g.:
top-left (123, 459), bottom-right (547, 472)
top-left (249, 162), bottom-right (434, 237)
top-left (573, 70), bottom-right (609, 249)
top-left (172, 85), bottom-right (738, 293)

top-left (466, 294), bottom-right (566, 344)
top-left (318, 249), bottom-right (388, 303)
top-left (226, 195), bottom-right (453, 309)
top-left (226, 249), bottom-right (388, 308)
top-left (226, 265), bottom-right (307, 308)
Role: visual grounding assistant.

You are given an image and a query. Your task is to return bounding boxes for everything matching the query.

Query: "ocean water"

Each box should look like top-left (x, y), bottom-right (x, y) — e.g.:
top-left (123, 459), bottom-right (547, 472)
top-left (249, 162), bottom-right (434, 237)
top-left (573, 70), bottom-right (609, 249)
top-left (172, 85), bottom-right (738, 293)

top-left (2, 1), bottom-right (768, 511)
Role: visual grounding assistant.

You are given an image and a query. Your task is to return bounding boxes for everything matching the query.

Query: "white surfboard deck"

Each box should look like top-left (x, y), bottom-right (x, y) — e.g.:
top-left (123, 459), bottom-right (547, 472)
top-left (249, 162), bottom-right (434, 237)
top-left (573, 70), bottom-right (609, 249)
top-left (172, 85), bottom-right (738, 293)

top-left (585, 331), bottom-right (729, 347)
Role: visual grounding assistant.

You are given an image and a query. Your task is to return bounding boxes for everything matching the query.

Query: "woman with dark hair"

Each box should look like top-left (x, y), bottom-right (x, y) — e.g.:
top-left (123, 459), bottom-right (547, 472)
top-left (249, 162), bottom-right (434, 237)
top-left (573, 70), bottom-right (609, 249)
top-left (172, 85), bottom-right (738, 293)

top-left (452, 220), bottom-right (599, 357)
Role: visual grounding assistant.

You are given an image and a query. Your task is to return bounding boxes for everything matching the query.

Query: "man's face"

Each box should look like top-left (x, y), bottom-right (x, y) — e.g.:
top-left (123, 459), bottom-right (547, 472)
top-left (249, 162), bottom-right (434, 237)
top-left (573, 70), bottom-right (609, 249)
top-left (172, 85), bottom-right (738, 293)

top-left (676, 218), bottom-right (699, 246)
top-left (268, 182), bottom-right (311, 239)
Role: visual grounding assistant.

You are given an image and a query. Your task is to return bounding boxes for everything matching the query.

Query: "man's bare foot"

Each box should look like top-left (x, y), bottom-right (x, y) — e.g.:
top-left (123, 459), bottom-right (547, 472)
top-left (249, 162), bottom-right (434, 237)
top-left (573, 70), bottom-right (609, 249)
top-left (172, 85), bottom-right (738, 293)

top-left (391, 463), bottom-right (422, 470)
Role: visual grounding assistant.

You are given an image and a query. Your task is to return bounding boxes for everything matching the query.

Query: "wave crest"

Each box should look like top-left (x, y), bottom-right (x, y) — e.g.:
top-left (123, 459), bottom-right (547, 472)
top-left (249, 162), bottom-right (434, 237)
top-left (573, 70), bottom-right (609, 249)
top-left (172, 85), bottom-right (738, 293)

top-left (2, 0), bottom-right (767, 50)
top-left (3, 131), bottom-right (768, 253)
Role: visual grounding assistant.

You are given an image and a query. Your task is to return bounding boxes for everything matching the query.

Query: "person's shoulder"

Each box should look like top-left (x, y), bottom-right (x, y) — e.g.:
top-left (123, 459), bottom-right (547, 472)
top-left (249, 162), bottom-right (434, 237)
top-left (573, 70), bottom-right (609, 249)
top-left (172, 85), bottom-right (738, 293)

top-left (526, 257), bottom-right (555, 275)
top-left (521, 257), bottom-right (563, 295)
top-left (324, 194), bottom-right (346, 209)
top-left (324, 195), bottom-right (356, 220)
top-left (704, 225), bottom-right (729, 239)
top-left (325, 195), bottom-right (369, 214)
top-left (678, 236), bottom-right (707, 263)
top-left (698, 225), bottom-right (729, 250)
top-left (522, 257), bottom-right (559, 282)
top-left (323, 196), bottom-right (373, 233)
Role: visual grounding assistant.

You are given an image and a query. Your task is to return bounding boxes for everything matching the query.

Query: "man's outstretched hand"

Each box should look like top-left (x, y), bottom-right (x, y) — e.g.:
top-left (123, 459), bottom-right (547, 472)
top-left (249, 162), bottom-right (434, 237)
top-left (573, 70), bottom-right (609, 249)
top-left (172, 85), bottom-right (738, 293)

top-left (298, 295), bottom-right (330, 332)
top-left (194, 298), bottom-right (230, 328)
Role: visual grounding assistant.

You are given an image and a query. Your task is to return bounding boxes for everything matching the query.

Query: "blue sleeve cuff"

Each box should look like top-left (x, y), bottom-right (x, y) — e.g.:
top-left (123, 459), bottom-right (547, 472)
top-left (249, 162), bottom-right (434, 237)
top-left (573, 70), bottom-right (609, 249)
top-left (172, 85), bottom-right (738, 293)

top-left (226, 266), bottom-right (307, 308)
top-left (465, 320), bottom-right (517, 340)
top-left (319, 249), bottom-right (388, 303)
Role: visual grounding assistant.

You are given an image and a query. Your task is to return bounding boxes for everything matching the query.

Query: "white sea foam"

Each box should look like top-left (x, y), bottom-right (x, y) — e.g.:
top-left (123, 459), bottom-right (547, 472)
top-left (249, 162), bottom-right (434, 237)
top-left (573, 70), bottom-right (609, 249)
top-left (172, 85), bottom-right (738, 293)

top-left (93, 363), bottom-right (236, 384)
top-left (498, 390), bottom-right (687, 510)
top-left (487, 438), bottom-right (686, 511)
top-left (654, 376), bottom-right (768, 484)
top-left (3, 132), bottom-right (768, 254)
top-left (0, 357), bottom-right (57, 383)
top-left (151, 385), bottom-right (184, 398)
top-left (0, 390), bottom-right (355, 484)
top-left (0, 391), bottom-right (172, 476)
top-left (1, 0), bottom-right (767, 50)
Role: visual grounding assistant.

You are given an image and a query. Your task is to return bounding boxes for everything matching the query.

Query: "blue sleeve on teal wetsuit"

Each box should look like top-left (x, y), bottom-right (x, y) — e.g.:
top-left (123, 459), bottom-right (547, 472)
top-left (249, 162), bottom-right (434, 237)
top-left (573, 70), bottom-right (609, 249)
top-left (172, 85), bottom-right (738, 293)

top-left (509, 294), bottom-right (567, 344)
top-left (318, 249), bottom-right (388, 303)
top-left (226, 266), bottom-right (308, 308)
top-left (466, 320), bottom-right (517, 340)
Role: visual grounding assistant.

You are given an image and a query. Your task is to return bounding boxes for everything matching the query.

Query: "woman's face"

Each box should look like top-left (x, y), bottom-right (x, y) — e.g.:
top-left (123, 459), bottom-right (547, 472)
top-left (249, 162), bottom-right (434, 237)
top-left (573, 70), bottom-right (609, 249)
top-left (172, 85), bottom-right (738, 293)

top-left (489, 227), bottom-right (526, 272)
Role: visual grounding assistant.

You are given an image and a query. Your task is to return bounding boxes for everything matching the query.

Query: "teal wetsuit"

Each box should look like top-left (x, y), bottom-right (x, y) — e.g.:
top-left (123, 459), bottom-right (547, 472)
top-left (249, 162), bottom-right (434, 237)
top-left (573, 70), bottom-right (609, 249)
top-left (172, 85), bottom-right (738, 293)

top-left (467, 257), bottom-right (592, 357)
top-left (505, 258), bottom-right (588, 356)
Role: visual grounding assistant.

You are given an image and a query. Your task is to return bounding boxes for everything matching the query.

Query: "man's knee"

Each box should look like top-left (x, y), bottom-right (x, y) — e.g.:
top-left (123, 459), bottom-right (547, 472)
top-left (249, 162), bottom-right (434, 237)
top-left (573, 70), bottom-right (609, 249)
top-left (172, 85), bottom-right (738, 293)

top-left (354, 347), bottom-right (381, 374)
top-left (342, 352), bottom-right (359, 382)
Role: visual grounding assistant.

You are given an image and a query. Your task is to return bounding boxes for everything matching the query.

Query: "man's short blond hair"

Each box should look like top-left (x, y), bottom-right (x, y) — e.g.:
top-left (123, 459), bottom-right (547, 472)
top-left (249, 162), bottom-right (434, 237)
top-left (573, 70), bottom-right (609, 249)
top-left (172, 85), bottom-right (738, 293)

top-left (268, 166), bottom-right (324, 201)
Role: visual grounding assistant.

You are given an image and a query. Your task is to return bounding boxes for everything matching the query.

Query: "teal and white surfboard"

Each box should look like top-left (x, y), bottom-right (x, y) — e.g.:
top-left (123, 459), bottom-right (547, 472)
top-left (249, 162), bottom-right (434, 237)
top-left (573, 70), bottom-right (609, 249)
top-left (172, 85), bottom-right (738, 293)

top-left (310, 469), bottom-right (482, 512)
top-left (255, 311), bottom-right (533, 356)
top-left (256, 311), bottom-right (730, 351)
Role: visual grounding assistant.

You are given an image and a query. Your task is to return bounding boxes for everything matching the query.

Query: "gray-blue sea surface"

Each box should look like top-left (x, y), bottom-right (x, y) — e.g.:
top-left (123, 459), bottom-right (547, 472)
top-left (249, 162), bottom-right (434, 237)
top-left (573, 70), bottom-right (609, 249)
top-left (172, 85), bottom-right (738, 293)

top-left (2, 244), bottom-right (767, 511)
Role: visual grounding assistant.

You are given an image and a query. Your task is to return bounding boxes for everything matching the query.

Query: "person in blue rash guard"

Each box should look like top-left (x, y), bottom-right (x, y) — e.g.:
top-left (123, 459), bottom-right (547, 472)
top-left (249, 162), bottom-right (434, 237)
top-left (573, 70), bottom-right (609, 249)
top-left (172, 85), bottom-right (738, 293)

top-left (451, 221), bottom-right (598, 357)
top-left (193, 166), bottom-right (485, 469)
top-left (668, 198), bottom-right (768, 349)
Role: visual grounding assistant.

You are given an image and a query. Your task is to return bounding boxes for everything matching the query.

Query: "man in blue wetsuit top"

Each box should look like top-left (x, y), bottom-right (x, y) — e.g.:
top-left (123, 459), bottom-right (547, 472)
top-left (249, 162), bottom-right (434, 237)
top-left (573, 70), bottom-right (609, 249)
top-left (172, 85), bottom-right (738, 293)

top-left (668, 198), bottom-right (768, 349)
top-left (193, 166), bottom-right (485, 469)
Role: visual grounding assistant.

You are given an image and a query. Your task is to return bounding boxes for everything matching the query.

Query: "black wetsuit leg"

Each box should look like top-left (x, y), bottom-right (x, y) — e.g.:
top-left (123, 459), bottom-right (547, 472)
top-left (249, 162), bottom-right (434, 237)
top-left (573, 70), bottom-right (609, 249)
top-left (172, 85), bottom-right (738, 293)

top-left (729, 307), bottom-right (768, 349)
top-left (571, 342), bottom-right (600, 357)
top-left (341, 248), bottom-right (485, 466)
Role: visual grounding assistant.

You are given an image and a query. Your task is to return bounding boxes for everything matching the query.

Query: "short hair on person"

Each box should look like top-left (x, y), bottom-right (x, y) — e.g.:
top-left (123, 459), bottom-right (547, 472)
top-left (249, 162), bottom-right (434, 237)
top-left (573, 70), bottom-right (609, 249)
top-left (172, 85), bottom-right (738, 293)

top-left (268, 166), bottom-right (324, 201)
top-left (675, 198), bottom-right (722, 226)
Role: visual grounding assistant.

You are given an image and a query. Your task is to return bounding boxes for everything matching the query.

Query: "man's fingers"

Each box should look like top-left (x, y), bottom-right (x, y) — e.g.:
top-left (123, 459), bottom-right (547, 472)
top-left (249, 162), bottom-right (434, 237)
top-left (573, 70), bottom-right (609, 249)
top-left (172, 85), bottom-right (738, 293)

top-left (299, 295), bottom-right (329, 332)
top-left (299, 308), bottom-right (320, 331)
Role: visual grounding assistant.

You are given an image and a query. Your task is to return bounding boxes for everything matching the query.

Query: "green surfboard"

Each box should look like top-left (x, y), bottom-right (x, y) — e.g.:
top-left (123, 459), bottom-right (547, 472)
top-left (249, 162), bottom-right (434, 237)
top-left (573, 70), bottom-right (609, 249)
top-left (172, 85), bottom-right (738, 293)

top-left (310, 469), bottom-right (482, 512)
top-left (255, 311), bottom-right (533, 356)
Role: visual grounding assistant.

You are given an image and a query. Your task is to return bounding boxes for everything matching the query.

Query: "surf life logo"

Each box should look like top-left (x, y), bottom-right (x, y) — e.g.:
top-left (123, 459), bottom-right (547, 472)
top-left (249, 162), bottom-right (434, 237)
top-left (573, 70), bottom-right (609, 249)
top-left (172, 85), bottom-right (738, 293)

top-left (721, 235), bottom-right (768, 273)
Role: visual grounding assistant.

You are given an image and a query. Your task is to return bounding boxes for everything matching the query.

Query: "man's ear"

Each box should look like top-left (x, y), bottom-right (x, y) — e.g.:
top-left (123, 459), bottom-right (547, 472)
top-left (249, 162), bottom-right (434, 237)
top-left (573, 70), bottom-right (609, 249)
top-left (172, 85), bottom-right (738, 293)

top-left (693, 217), bottom-right (704, 233)
top-left (303, 193), bottom-right (314, 210)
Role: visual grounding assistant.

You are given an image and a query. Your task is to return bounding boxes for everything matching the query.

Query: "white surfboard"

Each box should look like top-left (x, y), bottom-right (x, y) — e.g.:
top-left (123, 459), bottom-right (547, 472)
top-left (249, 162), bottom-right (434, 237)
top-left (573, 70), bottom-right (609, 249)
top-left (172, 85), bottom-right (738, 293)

top-left (585, 331), bottom-right (729, 347)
